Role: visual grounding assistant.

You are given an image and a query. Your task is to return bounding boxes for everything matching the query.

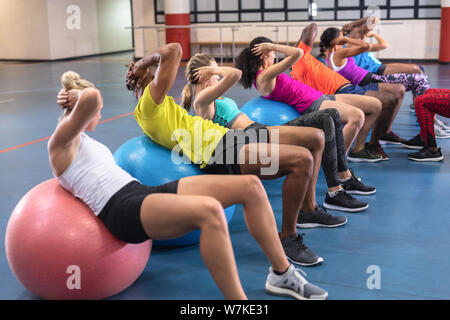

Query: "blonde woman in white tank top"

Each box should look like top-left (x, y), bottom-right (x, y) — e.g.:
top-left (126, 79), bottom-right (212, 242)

top-left (47, 43), bottom-right (328, 300)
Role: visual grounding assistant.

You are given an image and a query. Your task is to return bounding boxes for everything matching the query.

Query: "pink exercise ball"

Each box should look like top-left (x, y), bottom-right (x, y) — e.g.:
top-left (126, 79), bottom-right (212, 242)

top-left (5, 179), bottom-right (152, 300)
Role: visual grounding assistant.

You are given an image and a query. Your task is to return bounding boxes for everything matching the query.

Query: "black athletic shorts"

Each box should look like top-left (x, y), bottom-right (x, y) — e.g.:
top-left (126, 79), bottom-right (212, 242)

top-left (202, 124), bottom-right (270, 175)
top-left (98, 180), bottom-right (179, 243)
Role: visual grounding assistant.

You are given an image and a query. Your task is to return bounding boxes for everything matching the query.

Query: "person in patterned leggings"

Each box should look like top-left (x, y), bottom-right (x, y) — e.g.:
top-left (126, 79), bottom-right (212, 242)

top-left (402, 89), bottom-right (450, 162)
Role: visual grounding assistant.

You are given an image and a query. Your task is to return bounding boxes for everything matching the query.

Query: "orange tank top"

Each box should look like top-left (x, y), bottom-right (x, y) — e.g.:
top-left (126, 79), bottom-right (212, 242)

top-left (290, 41), bottom-right (350, 94)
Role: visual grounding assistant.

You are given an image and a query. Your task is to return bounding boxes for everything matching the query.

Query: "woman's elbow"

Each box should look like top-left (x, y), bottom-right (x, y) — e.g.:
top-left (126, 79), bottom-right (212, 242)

top-left (82, 88), bottom-right (102, 109)
top-left (83, 87), bottom-right (100, 100)
top-left (233, 69), bottom-right (242, 81)
top-left (161, 43), bottom-right (183, 59)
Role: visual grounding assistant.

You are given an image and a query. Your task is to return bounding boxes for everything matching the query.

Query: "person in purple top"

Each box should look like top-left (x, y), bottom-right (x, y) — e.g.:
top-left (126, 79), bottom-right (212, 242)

top-left (319, 28), bottom-right (416, 161)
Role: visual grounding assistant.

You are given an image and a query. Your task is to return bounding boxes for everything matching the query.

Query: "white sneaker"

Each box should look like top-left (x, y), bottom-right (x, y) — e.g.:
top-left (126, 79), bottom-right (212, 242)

top-left (436, 119), bottom-right (450, 132)
top-left (265, 264), bottom-right (328, 300)
top-left (409, 103), bottom-right (416, 114)
top-left (435, 123), bottom-right (450, 139)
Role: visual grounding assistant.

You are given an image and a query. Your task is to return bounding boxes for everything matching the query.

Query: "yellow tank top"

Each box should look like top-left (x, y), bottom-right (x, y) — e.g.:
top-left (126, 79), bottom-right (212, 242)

top-left (134, 87), bottom-right (229, 169)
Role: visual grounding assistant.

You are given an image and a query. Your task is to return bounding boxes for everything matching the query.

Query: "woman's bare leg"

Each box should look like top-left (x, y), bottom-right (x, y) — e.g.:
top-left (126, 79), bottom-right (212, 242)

top-left (269, 126), bottom-right (324, 212)
top-left (140, 193), bottom-right (246, 300)
top-left (384, 63), bottom-right (423, 75)
top-left (178, 175), bottom-right (290, 273)
top-left (364, 84), bottom-right (405, 144)
top-left (238, 143), bottom-right (313, 240)
top-left (377, 83), bottom-right (406, 135)
top-left (333, 94), bottom-right (382, 152)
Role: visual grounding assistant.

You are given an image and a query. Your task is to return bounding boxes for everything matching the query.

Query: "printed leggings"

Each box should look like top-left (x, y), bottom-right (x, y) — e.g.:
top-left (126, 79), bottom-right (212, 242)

top-left (283, 108), bottom-right (348, 188)
top-left (368, 72), bottom-right (431, 97)
top-left (415, 88), bottom-right (450, 147)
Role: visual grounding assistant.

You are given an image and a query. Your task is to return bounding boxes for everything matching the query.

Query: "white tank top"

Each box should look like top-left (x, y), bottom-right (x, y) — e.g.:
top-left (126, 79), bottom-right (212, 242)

top-left (55, 133), bottom-right (137, 215)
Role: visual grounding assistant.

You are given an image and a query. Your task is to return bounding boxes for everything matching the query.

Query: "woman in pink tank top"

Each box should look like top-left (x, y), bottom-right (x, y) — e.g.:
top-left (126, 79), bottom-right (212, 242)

top-left (236, 36), bottom-right (381, 161)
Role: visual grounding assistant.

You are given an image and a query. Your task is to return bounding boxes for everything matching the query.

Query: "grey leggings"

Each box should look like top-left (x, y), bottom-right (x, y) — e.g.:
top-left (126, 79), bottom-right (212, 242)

top-left (282, 108), bottom-right (348, 188)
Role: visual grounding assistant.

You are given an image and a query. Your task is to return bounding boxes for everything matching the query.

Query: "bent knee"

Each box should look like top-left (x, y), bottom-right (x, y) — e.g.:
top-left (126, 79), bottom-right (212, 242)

top-left (242, 174), bottom-right (266, 196)
top-left (291, 149), bottom-right (314, 177)
top-left (310, 127), bottom-right (325, 149)
top-left (198, 197), bottom-right (227, 228)
top-left (322, 107), bottom-right (340, 120)
top-left (349, 108), bottom-right (365, 128)
top-left (394, 84), bottom-right (406, 98)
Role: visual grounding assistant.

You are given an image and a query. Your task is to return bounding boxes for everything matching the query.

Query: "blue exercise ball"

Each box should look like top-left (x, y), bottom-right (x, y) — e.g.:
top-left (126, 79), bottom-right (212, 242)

top-left (113, 136), bottom-right (236, 247)
top-left (241, 97), bottom-right (300, 126)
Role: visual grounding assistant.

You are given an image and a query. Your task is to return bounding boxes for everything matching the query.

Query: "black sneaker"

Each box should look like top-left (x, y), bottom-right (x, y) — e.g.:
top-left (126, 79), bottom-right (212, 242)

top-left (408, 147), bottom-right (444, 162)
top-left (341, 175), bottom-right (376, 195)
top-left (324, 190), bottom-right (368, 213)
top-left (297, 205), bottom-right (347, 228)
top-left (281, 234), bottom-right (323, 266)
top-left (349, 168), bottom-right (361, 181)
top-left (379, 131), bottom-right (407, 145)
top-left (402, 135), bottom-right (425, 150)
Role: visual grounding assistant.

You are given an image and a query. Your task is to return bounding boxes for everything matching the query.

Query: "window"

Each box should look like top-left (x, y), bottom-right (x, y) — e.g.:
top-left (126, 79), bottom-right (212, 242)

top-left (154, 0), bottom-right (441, 24)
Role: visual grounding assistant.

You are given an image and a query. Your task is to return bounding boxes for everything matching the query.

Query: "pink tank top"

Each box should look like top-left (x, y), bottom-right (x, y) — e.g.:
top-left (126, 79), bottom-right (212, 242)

top-left (254, 70), bottom-right (323, 114)
top-left (327, 53), bottom-right (368, 86)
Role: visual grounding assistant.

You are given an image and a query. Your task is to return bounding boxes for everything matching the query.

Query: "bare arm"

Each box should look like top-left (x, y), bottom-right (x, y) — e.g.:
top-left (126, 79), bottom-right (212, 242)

top-left (193, 66), bottom-right (242, 118)
top-left (332, 37), bottom-right (370, 67)
top-left (253, 43), bottom-right (302, 94)
top-left (342, 17), bottom-right (369, 35)
top-left (49, 88), bottom-right (101, 150)
top-left (128, 43), bottom-right (182, 103)
top-left (298, 23), bottom-right (318, 48)
top-left (366, 32), bottom-right (388, 52)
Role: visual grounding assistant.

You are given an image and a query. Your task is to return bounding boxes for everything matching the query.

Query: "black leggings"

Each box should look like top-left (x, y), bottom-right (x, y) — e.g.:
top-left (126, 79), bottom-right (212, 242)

top-left (282, 108), bottom-right (348, 188)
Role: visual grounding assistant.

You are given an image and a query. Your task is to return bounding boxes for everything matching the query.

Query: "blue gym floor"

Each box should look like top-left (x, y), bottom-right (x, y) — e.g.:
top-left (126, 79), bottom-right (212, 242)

top-left (1, 53), bottom-right (449, 300)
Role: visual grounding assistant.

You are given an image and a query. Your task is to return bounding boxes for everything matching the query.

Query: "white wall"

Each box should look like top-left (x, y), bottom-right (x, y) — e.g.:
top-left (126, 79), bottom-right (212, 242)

top-left (132, 0), bottom-right (159, 58)
top-left (0, 0), bottom-right (51, 60)
top-left (47, 0), bottom-right (100, 60)
top-left (132, 0), bottom-right (442, 60)
top-left (96, 0), bottom-right (133, 53)
top-left (0, 0), bottom-right (133, 60)
top-left (190, 20), bottom-right (441, 60)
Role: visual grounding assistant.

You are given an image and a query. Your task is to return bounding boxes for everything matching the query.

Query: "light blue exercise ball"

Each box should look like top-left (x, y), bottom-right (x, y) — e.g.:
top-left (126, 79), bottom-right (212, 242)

top-left (114, 136), bottom-right (236, 247)
top-left (241, 96), bottom-right (299, 126)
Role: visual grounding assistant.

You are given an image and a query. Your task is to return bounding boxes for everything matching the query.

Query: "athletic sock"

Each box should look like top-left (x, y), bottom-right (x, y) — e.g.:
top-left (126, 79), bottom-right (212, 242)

top-left (273, 265), bottom-right (291, 276)
top-left (339, 177), bottom-right (351, 183)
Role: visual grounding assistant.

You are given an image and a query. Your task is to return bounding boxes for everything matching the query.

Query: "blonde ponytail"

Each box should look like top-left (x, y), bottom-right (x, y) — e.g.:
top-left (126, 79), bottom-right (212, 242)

top-left (181, 83), bottom-right (193, 112)
top-left (182, 53), bottom-right (215, 112)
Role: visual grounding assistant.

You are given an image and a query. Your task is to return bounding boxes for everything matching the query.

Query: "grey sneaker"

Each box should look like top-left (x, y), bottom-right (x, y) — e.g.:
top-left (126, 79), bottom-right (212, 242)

top-left (281, 234), bottom-right (323, 266)
top-left (436, 119), bottom-right (450, 132)
top-left (265, 264), bottom-right (328, 300)
top-left (297, 205), bottom-right (347, 228)
top-left (435, 123), bottom-right (450, 139)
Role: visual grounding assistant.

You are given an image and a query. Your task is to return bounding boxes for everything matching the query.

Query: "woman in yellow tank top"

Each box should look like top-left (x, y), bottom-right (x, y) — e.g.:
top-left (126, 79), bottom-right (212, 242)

top-left (128, 43), bottom-right (330, 268)
top-left (124, 43), bottom-right (328, 299)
